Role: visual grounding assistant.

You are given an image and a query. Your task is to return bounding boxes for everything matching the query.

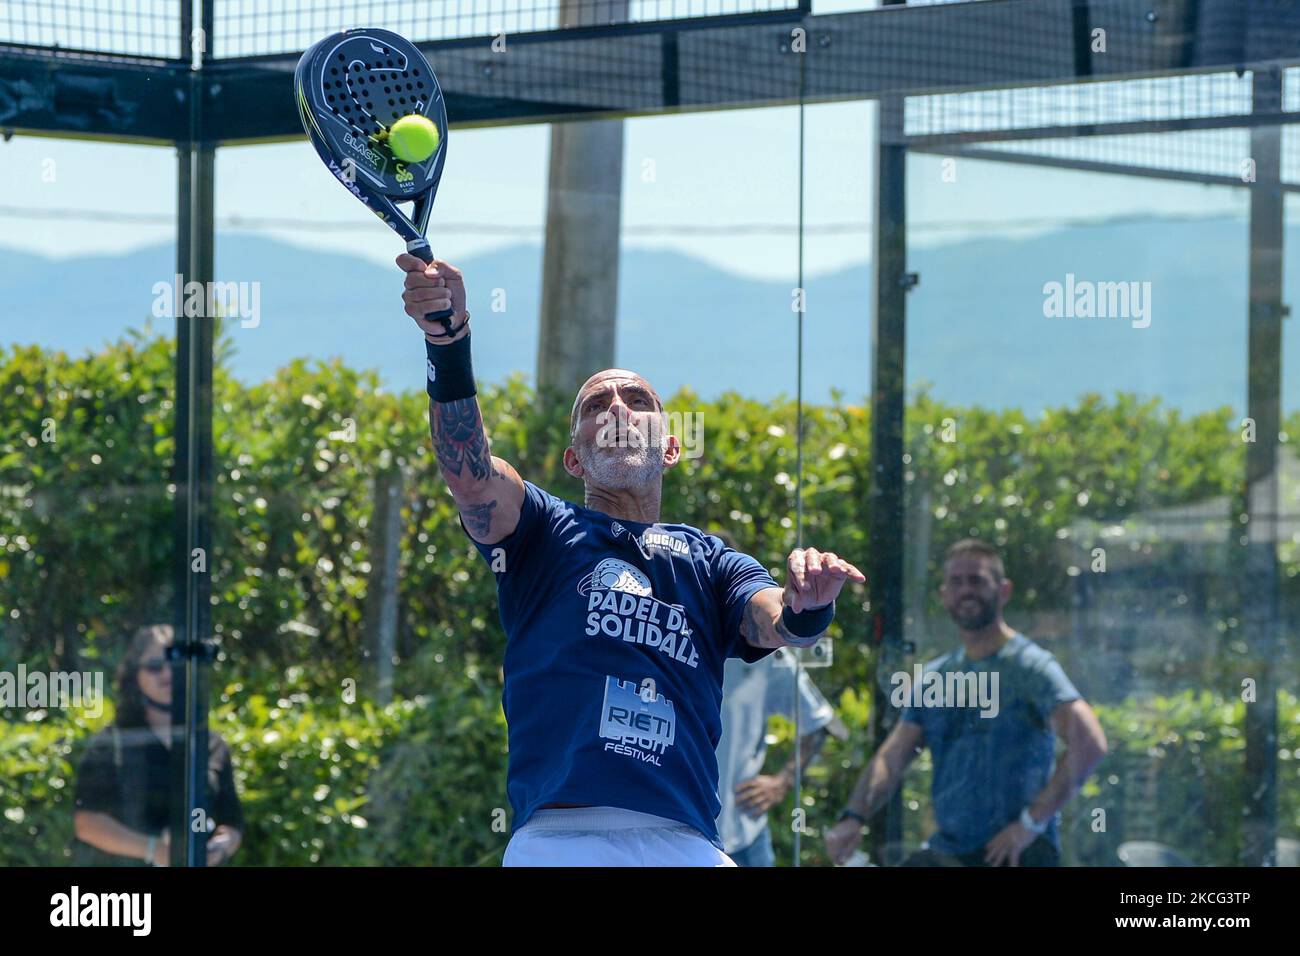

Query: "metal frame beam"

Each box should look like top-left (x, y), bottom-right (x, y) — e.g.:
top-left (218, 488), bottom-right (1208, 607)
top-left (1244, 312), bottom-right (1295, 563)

top-left (903, 110), bottom-right (1300, 150)
top-left (3, 0), bottom-right (1300, 147)
top-left (912, 144), bottom-right (1271, 190)
top-left (0, 48), bottom-right (187, 143)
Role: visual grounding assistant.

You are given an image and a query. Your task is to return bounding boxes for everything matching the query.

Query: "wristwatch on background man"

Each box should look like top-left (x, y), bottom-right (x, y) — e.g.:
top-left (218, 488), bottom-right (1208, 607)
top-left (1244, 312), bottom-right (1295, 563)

top-left (1020, 807), bottom-right (1048, 834)
top-left (839, 808), bottom-right (868, 828)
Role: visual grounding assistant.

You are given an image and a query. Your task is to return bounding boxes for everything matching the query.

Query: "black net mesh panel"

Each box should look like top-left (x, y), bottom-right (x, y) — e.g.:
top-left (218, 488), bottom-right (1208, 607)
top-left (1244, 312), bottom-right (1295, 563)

top-left (0, 0), bottom-right (182, 58)
top-left (904, 64), bottom-right (1300, 186)
top-left (807, 1), bottom-right (999, 9)
top-left (795, 0), bottom-right (1298, 107)
top-left (1284, 126), bottom-right (1300, 186)
top-left (213, 0), bottom-right (805, 58)
top-left (1285, 65), bottom-right (1300, 112)
top-left (905, 71), bottom-right (1261, 183)
top-left (969, 129), bottom-right (1255, 183)
top-left (2, 1), bottom-right (1299, 181)
top-left (393, 18), bottom-right (808, 116)
top-left (905, 73), bottom-right (1254, 139)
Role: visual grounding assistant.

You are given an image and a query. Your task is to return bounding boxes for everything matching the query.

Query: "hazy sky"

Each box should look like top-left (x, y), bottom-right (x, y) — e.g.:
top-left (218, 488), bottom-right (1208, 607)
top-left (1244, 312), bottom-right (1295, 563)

top-left (0, 103), bottom-right (1247, 277)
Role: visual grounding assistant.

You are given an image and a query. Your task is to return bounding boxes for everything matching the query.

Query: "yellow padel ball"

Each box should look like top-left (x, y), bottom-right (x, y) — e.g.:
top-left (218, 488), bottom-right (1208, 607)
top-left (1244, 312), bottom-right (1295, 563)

top-left (386, 114), bottom-right (441, 163)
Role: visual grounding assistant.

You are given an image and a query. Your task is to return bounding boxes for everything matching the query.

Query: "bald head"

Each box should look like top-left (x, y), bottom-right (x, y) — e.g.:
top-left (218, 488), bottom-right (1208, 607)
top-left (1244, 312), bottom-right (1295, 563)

top-left (570, 368), bottom-right (663, 438)
top-left (565, 367), bottom-right (680, 496)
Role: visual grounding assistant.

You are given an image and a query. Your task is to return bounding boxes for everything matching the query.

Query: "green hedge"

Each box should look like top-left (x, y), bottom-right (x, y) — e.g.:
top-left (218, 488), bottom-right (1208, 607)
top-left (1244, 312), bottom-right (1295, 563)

top-left (0, 667), bottom-right (510, 866)
top-left (2, 329), bottom-right (1298, 865)
top-left (6, 328), bottom-right (1291, 689)
top-left (3, 689), bottom-right (1294, 866)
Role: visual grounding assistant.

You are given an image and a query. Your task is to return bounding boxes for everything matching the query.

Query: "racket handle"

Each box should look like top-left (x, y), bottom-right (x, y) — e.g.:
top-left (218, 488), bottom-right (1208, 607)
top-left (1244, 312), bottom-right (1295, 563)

top-left (407, 240), bottom-right (456, 335)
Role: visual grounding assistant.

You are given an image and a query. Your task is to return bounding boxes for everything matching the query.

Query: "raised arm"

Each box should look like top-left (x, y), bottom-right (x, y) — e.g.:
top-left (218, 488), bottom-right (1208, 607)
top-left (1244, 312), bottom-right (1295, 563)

top-left (398, 254), bottom-right (525, 544)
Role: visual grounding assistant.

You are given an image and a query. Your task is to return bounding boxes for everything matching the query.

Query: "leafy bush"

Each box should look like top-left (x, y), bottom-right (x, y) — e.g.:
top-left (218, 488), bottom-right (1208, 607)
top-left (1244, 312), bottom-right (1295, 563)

top-left (4, 690), bottom-right (1292, 866)
top-left (214, 662), bottom-right (510, 865)
top-left (0, 670), bottom-right (511, 867)
top-left (2, 330), bottom-right (1297, 866)
top-left (7, 328), bottom-right (1285, 687)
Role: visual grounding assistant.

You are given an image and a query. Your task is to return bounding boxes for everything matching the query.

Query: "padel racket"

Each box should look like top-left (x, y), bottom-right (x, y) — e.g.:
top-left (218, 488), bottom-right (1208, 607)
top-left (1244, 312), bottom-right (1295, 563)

top-left (295, 28), bottom-right (455, 332)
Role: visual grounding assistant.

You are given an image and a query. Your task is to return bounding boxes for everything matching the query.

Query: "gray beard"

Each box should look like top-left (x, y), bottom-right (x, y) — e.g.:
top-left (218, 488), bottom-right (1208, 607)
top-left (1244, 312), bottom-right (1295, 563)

top-left (578, 435), bottom-right (665, 491)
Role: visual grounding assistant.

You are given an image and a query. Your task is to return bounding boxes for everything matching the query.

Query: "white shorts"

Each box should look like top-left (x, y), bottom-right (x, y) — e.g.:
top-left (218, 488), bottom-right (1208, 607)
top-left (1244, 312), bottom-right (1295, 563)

top-left (503, 806), bottom-right (737, 867)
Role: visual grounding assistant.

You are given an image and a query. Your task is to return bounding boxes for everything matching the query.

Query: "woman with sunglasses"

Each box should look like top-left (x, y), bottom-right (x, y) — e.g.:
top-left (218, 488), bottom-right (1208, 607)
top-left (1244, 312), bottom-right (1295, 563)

top-left (71, 624), bottom-right (244, 866)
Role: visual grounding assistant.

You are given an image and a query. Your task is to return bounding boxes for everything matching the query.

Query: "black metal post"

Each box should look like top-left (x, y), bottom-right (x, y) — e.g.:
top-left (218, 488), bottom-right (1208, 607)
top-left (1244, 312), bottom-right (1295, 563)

top-left (170, 0), bottom-right (216, 868)
top-left (1240, 65), bottom-right (1283, 868)
top-left (867, 0), bottom-right (910, 863)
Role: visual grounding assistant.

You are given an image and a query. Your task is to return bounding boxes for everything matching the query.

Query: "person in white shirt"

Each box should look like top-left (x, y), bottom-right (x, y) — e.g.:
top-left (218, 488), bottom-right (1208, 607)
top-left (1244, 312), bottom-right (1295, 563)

top-left (716, 650), bottom-right (848, 866)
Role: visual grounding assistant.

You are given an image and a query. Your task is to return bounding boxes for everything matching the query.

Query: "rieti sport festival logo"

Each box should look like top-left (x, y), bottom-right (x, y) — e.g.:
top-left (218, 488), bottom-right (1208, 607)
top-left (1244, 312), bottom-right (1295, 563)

top-left (578, 558), bottom-right (699, 669)
top-left (598, 676), bottom-right (677, 767)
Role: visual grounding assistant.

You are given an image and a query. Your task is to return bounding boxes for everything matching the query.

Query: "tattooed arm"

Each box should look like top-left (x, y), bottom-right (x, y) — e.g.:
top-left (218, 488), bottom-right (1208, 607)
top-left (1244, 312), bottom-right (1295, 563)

top-left (427, 396), bottom-right (526, 544)
top-left (741, 587), bottom-right (813, 651)
top-left (399, 254), bottom-right (525, 545)
top-left (740, 547), bottom-right (866, 651)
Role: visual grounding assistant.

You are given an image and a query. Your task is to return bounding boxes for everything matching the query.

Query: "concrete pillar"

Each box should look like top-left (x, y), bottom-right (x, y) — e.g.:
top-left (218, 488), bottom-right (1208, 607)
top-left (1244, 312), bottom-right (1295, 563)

top-left (536, 0), bottom-right (628, 403)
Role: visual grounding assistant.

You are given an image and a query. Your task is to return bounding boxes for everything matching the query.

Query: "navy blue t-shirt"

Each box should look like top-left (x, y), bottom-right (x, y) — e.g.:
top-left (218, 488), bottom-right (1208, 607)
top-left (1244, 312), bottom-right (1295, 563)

top-left (466, 480), bottom-right (779, 848)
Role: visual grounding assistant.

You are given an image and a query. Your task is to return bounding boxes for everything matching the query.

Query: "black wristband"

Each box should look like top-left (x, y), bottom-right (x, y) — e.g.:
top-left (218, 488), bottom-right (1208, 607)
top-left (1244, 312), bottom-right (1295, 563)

top-left (781, 601), bottom-right (835, 645)
top-left (839, 808), bottom-right (867, 826)
top-left (425, 331), bottom-right (477, 403)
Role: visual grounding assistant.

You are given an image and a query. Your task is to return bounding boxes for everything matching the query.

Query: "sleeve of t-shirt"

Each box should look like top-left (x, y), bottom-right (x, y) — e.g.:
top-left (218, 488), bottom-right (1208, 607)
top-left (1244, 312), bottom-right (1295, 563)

top-left (209, 735), bottom-right (245, 831)
top-left (794, 671), bottom-right (835, 734)
top-left (73, 732), bottom-right (118, 815)
top-left (764, 663), bottom-right (835, 734)
top-left (460, 479), bottom-right (555, 571)
top-left (710, 539), bottom-right (781, 664)
top-left (1030, 653), bottom-right (1083, 722)
top-left (900, 673), bottom-right (927, 729)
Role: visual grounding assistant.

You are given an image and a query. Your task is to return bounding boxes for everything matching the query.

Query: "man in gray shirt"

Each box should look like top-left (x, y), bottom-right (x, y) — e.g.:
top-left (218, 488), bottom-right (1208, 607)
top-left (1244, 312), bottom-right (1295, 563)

top-left (717, 650), bottom-right (847, 866)
top-left (825, 538), bottom-right (1108, 866)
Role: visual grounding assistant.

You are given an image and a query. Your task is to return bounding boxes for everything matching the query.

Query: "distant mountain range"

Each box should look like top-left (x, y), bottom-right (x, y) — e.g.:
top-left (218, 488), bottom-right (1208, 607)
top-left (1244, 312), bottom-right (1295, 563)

top-left (3, 215), bottom-right (1296, 414)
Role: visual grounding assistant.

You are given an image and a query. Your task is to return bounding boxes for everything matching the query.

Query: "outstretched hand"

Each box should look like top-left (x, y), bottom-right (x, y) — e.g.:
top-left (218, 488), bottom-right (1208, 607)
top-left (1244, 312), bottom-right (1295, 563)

top-left (783, 547), bottom-right (865, 612)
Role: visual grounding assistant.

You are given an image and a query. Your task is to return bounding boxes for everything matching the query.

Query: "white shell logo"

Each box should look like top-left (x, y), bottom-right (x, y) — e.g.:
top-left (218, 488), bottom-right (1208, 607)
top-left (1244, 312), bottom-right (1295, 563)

top-left (579, 558), bottom-right (652, 596)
